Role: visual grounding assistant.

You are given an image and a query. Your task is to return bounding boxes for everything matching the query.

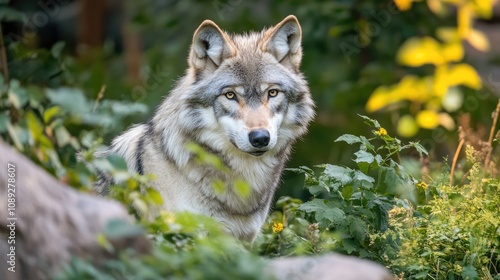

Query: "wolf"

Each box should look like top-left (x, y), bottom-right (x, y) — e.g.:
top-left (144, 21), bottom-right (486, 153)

top-left (96, 15), bottom-right (315, 241)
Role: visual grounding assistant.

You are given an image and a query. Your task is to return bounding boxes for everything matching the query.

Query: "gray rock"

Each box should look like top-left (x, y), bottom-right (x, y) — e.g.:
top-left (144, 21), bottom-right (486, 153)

top-left (0, 142), bottom-right (150, 280)
top-left (268, 254), bottom-right (393, 280)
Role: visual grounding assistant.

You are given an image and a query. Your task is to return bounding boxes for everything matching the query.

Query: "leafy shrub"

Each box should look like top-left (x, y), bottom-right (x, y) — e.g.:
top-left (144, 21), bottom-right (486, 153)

top-left (386, 145), bottom-right (500, 279)
top-left (0, 43), bottom-right (147, 187)
top-left (258, 115), bottom-right (499, 279)
top-left (60, 212), bottom-right (272, 280)
top-left (257, 116), bottom-right (427, 262)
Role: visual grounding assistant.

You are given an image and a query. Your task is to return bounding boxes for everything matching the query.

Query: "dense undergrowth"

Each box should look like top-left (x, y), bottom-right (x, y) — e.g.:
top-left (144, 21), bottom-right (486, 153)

top-left (1, 2), bottom-right (499, 278)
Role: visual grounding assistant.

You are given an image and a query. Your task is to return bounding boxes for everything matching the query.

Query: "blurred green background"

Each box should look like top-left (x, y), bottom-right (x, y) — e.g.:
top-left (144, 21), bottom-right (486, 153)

top-left (4, 0), bottom-right (500, 198)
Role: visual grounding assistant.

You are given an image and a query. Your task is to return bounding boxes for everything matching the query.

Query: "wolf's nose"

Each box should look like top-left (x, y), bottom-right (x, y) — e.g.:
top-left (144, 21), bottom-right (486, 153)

top-left (248, 129), bottom-right (270, 148)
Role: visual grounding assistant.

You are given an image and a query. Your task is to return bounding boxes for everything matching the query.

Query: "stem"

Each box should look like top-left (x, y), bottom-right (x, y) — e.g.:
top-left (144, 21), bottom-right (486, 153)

top-left (92, 85), bottom-right (106, 112)
top-left (484, 98), bottom-right (500, 171)
top-left (0, 24), bottom-right (9, 82)
top-left (450, 138), bottom-right (465, 186)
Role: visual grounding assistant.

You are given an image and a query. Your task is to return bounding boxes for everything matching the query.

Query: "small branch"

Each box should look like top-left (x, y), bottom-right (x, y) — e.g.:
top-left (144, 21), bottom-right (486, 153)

top-left (450, 138), bottom-right (465, 186)
top-left (484, 98), bottom-right (500, 171)
top-left (93, 85), bottom-right (106, 112)
top-left (0, 24), bottom-right (9, 82)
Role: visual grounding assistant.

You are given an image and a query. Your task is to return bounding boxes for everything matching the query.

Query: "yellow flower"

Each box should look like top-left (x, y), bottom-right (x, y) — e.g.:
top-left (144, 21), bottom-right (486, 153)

top-left (388, 207), bottom-right (404, 216)
top-left (416, 110), bottom-right (440, 129)
top-left (397, 115), bottom-right (419, 138)
top-left (416, 181), bottom-right (428, 190)
top-left (272, 222), bottom-right (284, 233)
top-left (375, 128), bottom-right (388, 136)
top-left (394, 0), bottom-right (412, 11)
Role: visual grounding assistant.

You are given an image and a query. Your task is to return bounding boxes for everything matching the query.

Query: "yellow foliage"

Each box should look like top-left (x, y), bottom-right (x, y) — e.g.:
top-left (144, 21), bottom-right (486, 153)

top-left (472, 0), bottom-right (495, 17)
top-left (394, 0), bottom-right (413, 11)
top-left (458, 4), bottom-right (473, 38)
top-left (397, 115), bottom-right (419, 138)
top-left (426, 0), bottom-right (444, 14)
top-left (438, 112), bottom-right (455, 130)
top-left (445, 63), bottom-right (482, 89)
top-left (416, 110), bottom-right (440, 129)
top-left (366, 0), bottom-right (492, 136)
top-left (397, 37), bottom-right (444, 66)
top-left (441, 42), bottom-right (464, 62)
top-left (397, 37), bottom-right (464, 67)
top-left (366, 75), bottom-right (432, 112)
top-left (436, 28), bottom-right (460, 42)
top-left (467, 29), bottom-right (490, 51)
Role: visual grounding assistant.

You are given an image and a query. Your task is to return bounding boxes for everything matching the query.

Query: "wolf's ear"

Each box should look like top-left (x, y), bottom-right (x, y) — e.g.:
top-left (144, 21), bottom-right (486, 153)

top-left (189, 20), bottom-right (236, 73)
top-left (261, 15), bottom-right (302, 72)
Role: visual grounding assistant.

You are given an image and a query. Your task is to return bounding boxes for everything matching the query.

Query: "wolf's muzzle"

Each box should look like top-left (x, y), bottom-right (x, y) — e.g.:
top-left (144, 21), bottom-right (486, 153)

top-left (248, 129), bottom-right (270, 148)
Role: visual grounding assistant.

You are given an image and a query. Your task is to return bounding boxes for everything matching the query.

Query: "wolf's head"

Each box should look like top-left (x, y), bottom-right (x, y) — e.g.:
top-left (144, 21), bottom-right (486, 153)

top-left (177, 15), bottom-right (314, 158)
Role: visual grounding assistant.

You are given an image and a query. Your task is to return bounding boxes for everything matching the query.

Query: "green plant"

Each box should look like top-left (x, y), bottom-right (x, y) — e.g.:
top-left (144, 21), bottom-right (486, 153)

top-left (258, 115), bottom-right (427, 262)
top-left (386, 145), bottom-right (500, 279)
top-left (59, 212), bottom-right (273, 280)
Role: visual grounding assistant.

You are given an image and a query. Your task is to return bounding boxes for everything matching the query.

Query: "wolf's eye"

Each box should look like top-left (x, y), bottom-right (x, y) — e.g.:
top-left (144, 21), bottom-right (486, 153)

top-left (225, 92), bottom-right (236, 100)
top-left (268, 89), bottom-right (279, 98)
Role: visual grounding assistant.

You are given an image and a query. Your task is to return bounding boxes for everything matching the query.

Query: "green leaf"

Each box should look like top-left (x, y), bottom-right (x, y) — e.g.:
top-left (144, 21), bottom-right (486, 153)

top-left (335, 134), bottom-right (361, 144)
top-left (104, 219), bottom-right (144, 239)
top-left (96, 233), bottom-right (114, 253)
top-left (46, 87), bottom-right (91, 114)
top-left (146, 188), bottom-right (163, 205)
top-left (26, 85), bottom-right (44, 107)
top-left (107, 154), bottom-right (128, 170)
top-left (51, 42), bottom-right (65, 58)
top-left (0, 6), bottom-right (27, 22)
top-left (43, 106), bottom-right (61, 124)
top-left (354, 150), bottom-right (375, 173)
top-left (25, 111), bottom-right (43, 140)
top-left (93, 158), bottom-right (114, 172)
top-left (6, 123), bottom-right (23, 150)
top-left (212, 179), bottom-right (226, 194)
top-left (234, 179), bottom-right (250, 198)
top-left (408, 141), bottom-right (429, 156)
top-left (107, 101), bottom-right (148, 116)
top-left (317, 206), bottom-right (346, 225)
top-left (354, 150), bottom-right (375, 164)
top-left (8, 80), bottom-right (28, 109)
top-left (308, 183), bottom-right (326, 195)
top-left (298, 199), bottom-right (327, 213)
top-left (131, 193), bottom-right (148, 214)
top-left (323, 165), bottom-right (352, 185)
top-left (341, 184), bottom-right (353, 200)
top-left (286, 166), bottom-right (315, 176)
top-left (358, 114), bottom-right (381, 128)
top-left (461, 265), bottom-right (478, 280)
top-left (54, 126), bottom-right (71, 147)
top-left (347, 216), bottom-right (368, 242)
top-left (0, 111), bottom-right (8, 133)
top-left (353, 170), bottom-right (375, 188)
top-left (342, 239), bottom-right (357, 254)
top-left (359, 136), bottom-right (375, 152)
top-left (413, 271), bottom-right (429, 279)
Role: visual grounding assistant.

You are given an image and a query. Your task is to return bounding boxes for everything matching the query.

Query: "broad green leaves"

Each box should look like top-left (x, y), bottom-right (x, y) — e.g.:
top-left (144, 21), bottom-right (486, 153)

top-left (292, 115), bottom-right (426, 260)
